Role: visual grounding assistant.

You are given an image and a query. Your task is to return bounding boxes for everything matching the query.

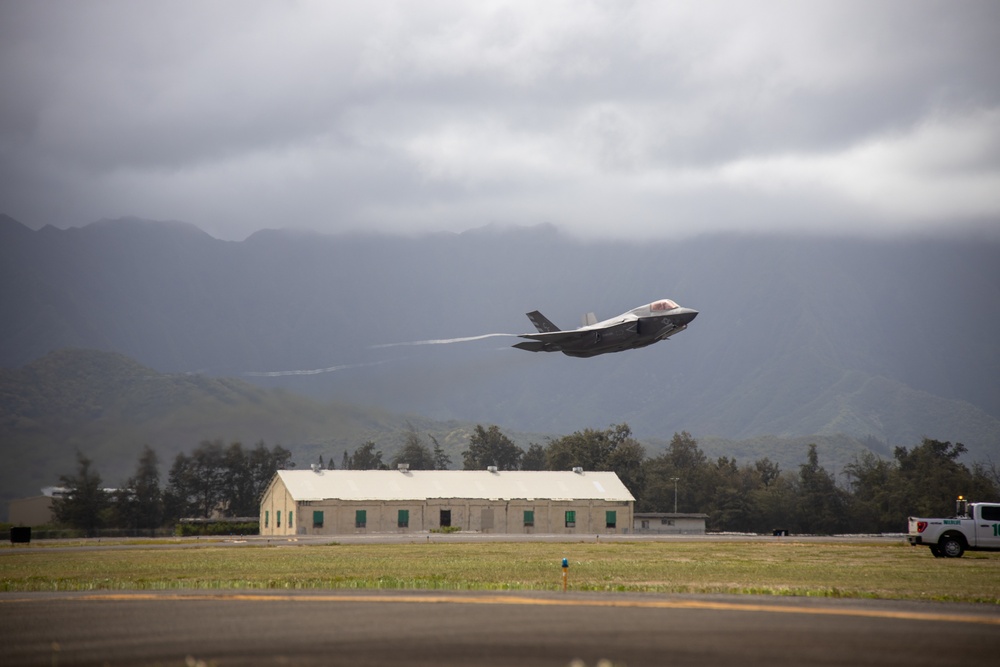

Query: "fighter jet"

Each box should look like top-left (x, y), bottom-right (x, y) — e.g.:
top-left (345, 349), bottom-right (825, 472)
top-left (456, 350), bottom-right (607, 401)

top-left (513, 299), bottom-right (698, 358)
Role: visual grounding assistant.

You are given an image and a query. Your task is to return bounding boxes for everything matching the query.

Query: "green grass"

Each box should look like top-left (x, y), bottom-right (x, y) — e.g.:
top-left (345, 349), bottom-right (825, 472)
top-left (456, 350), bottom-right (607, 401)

top-left (2, 540), bottom-right (998, 604)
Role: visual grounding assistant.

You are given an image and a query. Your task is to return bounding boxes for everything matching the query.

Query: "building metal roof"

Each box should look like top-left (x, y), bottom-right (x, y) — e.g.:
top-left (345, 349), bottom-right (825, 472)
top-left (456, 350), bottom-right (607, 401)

top-left (275, 469), bottom-right (635, 502)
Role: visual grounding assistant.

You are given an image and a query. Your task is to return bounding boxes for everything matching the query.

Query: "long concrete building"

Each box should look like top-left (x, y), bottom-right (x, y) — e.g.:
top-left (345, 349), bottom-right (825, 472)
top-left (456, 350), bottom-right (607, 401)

top-left (260, 468), bottom-right (635, 536)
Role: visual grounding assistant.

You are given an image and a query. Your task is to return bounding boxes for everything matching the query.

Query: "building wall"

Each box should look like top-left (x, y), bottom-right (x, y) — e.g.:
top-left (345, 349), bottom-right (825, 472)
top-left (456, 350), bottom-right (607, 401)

top-left (259, 477), bottom-right (633, 536)
top-left (8, 496), bottom-right (54, 527)
top-left (633, 515), bottom-right (706, 535)
top-left (259, 477), bottom-right (296, 536)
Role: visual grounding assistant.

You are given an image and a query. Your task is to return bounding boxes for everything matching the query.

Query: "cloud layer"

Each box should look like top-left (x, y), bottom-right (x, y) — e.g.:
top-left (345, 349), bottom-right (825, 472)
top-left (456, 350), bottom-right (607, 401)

top-left (2, 0), bottom-right (998, 239)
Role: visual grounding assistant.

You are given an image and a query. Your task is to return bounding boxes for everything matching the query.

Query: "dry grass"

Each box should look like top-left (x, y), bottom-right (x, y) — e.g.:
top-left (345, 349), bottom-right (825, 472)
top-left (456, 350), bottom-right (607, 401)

top-left (2, 540), bottom-right (998, 603)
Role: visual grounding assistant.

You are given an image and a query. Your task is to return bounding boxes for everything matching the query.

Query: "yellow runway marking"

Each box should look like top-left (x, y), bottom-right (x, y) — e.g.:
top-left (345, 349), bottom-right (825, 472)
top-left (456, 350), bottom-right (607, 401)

top-left (5, 592), bottom-right (999, 626)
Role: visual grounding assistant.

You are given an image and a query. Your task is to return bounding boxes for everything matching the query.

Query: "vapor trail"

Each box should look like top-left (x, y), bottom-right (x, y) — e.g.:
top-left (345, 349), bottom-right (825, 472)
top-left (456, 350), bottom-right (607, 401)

top-left (370, 333), bottom-right (517, 349)
top-left (243, 360), bottom-right (391, 377)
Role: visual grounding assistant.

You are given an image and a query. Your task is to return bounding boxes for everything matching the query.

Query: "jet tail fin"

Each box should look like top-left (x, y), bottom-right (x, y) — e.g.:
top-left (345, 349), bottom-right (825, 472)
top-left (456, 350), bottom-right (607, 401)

top-left (582, 312), bottom-right (597, 326)
top-left (526, 311), bottom-right (560, 333)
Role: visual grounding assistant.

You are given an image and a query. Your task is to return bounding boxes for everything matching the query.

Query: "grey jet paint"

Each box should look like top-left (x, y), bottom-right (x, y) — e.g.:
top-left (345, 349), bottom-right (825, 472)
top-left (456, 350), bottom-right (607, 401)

top-left (513, 299), bottom-right (698, 358)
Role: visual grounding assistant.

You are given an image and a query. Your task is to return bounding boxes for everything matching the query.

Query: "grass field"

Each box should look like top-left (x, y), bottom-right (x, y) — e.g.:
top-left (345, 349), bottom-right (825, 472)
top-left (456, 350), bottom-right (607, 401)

top-left (2, 540), bottom-right (998, 604)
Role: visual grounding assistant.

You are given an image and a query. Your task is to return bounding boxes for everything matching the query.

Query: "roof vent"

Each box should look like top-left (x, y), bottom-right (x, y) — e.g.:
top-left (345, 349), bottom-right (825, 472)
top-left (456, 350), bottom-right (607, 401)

top-left (398, 463), bottom-right (409, 472)
top-left (487, 465), bottom-right (498, 473)
top-left (572, 466), bottom-right (584, 474)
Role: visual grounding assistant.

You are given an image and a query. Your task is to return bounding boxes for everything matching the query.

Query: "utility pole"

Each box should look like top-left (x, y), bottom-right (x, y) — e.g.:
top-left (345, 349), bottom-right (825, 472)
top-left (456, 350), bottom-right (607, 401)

top-left (671, 477), bottom-right (680, 514)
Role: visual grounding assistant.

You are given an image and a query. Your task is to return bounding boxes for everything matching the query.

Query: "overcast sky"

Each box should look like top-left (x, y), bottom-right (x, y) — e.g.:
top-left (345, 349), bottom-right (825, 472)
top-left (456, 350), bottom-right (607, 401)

top-left (2, 0), bottom-right (998, 241)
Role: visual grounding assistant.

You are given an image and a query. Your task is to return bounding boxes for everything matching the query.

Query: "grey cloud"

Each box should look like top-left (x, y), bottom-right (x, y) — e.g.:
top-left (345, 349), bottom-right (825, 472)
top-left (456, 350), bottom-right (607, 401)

top-left (1, 0), bottom-right (998, 240)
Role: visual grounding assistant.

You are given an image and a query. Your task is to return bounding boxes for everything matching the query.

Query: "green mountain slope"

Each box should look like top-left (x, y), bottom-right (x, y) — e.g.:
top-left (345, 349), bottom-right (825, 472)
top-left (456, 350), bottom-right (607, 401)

top-left (0, 349), bottom-right (464, 516)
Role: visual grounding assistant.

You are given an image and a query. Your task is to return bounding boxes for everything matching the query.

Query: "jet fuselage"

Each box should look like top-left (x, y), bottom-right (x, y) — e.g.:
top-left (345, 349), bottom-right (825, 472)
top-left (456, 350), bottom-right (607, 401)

top-left (513, 299), bottom-right (698, 358)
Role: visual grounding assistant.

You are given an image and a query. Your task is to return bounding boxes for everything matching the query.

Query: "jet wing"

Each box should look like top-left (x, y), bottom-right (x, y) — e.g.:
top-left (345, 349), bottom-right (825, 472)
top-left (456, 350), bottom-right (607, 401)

top-left (513, 329), bottom-right (592, 353)
top-left (516, 329), bottom-right (593, 344)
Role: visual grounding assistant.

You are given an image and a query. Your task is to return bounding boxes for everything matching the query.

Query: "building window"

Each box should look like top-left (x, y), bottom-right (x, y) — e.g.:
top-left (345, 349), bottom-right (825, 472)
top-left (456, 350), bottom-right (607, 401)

top-left (661, 518), bottom-right (675, 526)
top-left (523, 510), bottom-right (534, 527)
top-left (398, 509), bottom-right (409, 528)
top-left (289, 511), bottom-right (293, 527)
top-left (264, 511), bottom-right (269, 528)
top-left (440, 509), bottom-right (451, 528)
top-left (565, 510), bottom-right (576, 528)
top-left (641, 520), bottom-right (649, 529)
top-left (606, 511), bottom-right (617, 529)
top-left (355, 509), bottom-right (367, 529)
top-left (313, 511), bottom-right (324, 528)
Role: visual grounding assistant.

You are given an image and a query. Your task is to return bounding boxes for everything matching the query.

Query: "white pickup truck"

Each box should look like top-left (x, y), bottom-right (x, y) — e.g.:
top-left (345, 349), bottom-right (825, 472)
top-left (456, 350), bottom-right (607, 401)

top-left (907, 498), bottom-right (1000, 557)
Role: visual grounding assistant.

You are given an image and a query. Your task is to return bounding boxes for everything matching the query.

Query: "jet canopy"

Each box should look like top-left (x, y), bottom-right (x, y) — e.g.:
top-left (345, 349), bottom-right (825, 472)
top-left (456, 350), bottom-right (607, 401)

top-left (649, 299), bottom-right (679, 312)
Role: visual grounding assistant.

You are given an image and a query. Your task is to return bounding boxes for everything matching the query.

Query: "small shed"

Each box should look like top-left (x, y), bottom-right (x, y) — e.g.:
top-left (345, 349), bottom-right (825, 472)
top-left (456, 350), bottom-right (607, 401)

top-left (260, 469), bottom-right (635, 536)
top-left (8, 495), bottom-right (55, 527)
top-left (634, 512), bottom-right (708, 535)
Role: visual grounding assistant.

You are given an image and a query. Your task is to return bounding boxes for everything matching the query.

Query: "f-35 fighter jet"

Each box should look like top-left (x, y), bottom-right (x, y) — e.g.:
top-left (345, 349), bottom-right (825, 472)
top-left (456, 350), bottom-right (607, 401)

top-left (513, 299), bottom-right (698, 358)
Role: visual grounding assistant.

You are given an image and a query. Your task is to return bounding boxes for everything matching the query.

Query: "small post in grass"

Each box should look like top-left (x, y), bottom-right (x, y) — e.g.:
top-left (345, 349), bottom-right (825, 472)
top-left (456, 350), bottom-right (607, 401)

top-left (562, 557), bottom-right (569, 592)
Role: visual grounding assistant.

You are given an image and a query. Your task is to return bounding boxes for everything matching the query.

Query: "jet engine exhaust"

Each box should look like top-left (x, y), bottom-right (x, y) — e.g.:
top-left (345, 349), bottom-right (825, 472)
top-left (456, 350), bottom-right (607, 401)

top-left (244, 360), bottom-right (391, 377)
top-left (370, 333), bottom-right (517, 348)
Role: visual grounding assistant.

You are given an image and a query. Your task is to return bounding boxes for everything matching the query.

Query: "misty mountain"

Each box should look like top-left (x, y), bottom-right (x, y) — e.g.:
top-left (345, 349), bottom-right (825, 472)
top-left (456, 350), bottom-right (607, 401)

top-left (3, 214), bottom-right (999, 465)
top-left (0, 348), bottom-right (927, 522)
top-left (0, 348), bottom-right (497, 516)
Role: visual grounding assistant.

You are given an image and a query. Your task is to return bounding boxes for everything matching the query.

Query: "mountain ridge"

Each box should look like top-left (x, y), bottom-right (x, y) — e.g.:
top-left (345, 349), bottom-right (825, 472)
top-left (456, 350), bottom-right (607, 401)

top-left (2, 215), bottom-right (998, 468)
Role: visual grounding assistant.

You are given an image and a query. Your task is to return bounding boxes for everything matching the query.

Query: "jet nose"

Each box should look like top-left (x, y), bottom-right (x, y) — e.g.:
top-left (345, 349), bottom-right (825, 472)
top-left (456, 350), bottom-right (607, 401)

top-left (672, 307), bottom-right (699, 326)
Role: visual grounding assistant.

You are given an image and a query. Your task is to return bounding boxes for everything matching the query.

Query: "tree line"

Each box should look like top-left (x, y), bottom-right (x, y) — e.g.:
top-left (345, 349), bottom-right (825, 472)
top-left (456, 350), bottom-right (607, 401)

top-left (380, 423), bottom-right (999, 534)
top-left (52, 440), bottom-right (291, 535)
top-left (52, 425), bottom-right (1000, 535)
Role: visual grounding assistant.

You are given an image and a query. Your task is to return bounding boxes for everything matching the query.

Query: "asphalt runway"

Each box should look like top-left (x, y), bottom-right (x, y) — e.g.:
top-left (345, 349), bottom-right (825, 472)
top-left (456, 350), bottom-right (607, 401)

top-left (2, 590), bottom-right (998, 666)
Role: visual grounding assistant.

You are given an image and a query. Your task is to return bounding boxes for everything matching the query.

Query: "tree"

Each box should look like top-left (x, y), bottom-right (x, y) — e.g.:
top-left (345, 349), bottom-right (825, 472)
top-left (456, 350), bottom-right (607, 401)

top-left (114, 445), bottom-right (163, 532)
top-left (604, 436), bottom-right (647, 496)
top-left (431, 436), bottom-right (452, 470)
top-left (391, 428), bottom-right (436, 470)
top-left (796, 444), bottom-right (849, 534)
top-left (844, 451), bottom-right (901, 532)
top-left (641, 432), bottom-right (711, 513)
top-left (462, 425), bottom-right (523, 470)
top-left (704, 456), bottom-right (756, 531)
top-left (349, 441), bottom-right (387, 470)
top-left (545, 424), bottom-right (632, 467)
top-left (521, 443), bottom-right (547, 471)
top-left (748, 471), bottom-right (799, 533)
top-left (546, 424), bottom-right (632, 472)
top-left (893, 439), bottom-right (975, 517)
top-left (222, 441), bottom-right (253, 516)
top-left (754, 458), bottom-right (781, 487)
top-left (164, 439), bottom-right (226, 519)
top-left (52, 451), bottom-right (109, 536)
top-left (543, 424), bottom-right (645, 495)
top-left (164, 439), bottom-right (291, 520)
top-left (972, 459), bottom-right (1000, 498)
top-left (247, 441), bottom-right (292, 501)
top-left (664, 431), bottom-right (707, 471)
top-left (224, 441), bottom-right (292, 516)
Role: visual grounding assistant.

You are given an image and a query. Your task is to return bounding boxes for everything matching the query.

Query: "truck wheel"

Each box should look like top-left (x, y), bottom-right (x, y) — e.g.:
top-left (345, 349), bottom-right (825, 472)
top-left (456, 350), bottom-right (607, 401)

top-left (939, 535), bottom-right (965, 558)
top-left (929, 545), bottom-right (943, 558)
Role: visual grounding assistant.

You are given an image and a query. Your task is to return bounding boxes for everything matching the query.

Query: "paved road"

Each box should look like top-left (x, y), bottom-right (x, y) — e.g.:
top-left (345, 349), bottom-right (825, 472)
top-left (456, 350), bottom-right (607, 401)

top-left (2, 590), bottom-right (997, 666)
